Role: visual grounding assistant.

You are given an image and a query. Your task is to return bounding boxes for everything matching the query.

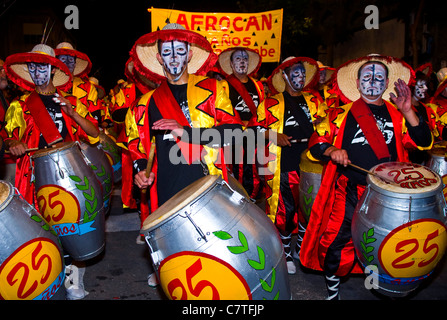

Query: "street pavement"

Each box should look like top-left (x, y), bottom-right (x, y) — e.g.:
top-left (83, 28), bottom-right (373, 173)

top-left (81, 181), bottom-right (447, 303)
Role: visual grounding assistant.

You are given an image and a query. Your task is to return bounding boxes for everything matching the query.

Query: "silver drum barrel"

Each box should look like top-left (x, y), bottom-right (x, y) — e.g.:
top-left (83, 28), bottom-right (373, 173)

top-left (99, 132), bottom-right (122, 183)
top-left (299, 151), bottom-right (323, 223)
top-left (0, 181), bottom-right (66, 300)
top-left (32, 142), bottom-right (105, 261)
top-left (425, 141), bottom-right (447, 201)
top-left (352, 162), bottom-right (447, 297)
top-left (141, 175), bottom-right (291, 300)
top-left (79, 140), bottom-right (114, 213)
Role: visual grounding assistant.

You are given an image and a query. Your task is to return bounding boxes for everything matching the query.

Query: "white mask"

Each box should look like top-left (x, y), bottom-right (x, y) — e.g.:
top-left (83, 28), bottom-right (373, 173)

top-left (160, 40), bottom-right (189, 81)
top-left (231, 50), bottom-right (249, 75)
top-left (413, 79), bottom-right (428, 100)
top-left (358, 63), bottom-right (387, 101)
top-left (28, 62), bottom-right (51, 87)
top-left (284, 63), bottom-right (306, 92)
top-left (57, 54), bottom-right (76, 74)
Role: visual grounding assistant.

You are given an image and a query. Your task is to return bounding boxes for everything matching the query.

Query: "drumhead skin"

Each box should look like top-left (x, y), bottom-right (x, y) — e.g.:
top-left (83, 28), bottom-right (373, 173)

top-left (31, 141), bottom-right (77, 159)
top-left (0, 181), bottom-right (13, 211)
top-left (141, 175), bottom-right (219, 231)
top-left (369, 162), bottom-right (441, 195)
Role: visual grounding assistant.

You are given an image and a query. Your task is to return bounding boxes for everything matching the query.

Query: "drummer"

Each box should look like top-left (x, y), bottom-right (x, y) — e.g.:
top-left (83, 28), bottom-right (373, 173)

top-left (2, 44), bottom-right (99, 300)
top-left (257, 56), bottom-right (324, 274)
top-left (299, 54), bottom-right (433, 300)
top-left (125, 23), bottom-right (243, 286)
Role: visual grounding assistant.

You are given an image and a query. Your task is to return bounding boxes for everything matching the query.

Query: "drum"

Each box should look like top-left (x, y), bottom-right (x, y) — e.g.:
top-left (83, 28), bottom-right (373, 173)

top-left (352, 162), bottom-right (447, 297)
top-left (0, 181), bottom-right (66, 300)
top-left (32, 142), bottom-right (105, 261)
top-left (79, 140), bottom-right (114, 212)
top-left (99, 132), bottom-right (122, 183)
top-left (141, 175), bottom-right (291, 300)
top-left (425, 141), bottom-right (447, 201)
top-left (298, 151), bottom-right (323, 223)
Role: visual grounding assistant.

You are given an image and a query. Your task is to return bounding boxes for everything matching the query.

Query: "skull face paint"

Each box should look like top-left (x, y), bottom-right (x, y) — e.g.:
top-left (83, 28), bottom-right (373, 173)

top-left (285, 63), bottom-right (306, 91)
top-left (160, 40), bottom-right (189, 79)
top-left (27, 62), bottom-right (51, 87)
top-left (413, 79), bottom-right (428, 100)
top-left (358, 63), bottom-right (387, 100)
top-left (231, 50), bottom-right (249, 75)
top-left (57, 54), bottom-right (76, 74)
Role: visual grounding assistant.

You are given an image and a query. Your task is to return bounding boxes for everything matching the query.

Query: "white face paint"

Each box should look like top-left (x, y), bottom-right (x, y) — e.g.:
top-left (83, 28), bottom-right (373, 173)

top-left (160, 40), bottom-right (189, 79)
top-left (231, 50), bottom-right (249, 75)
top-left (358, 63), bottom-right (387, 101)
top-left (413, 79), bottom-right (428, 100)
top-left (319, 69), bottom-right (327, 84)
top-left (27, 62), bottom-right (51, 87)
top-left (285, 63), bottom-right (306, 91)
top-left (57, 54), bottom-right (76, 74)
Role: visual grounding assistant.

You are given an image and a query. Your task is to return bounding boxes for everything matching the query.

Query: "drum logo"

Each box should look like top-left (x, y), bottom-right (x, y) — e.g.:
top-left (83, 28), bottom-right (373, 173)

top-left (0, 238), bottom-right (64, 300)
top-left (37, 185), bottom-right (81, 225)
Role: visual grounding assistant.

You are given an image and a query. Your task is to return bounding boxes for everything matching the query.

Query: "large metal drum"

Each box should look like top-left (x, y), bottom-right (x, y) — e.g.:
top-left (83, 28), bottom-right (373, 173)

top-left (79, 140), bottom-right (114, 212)
top-left (0, 181), bottom-right (66, 300)
top-left (298, 151), bottom-right (323, 223)
top-left (141, 175), bottom-right (291, 300)
top-left (99, 132), bottom-right (122, 183)
top-left (425, 141), bottom-right (447, 201)
top-left (32, 142), bottom-right (105, 261)
top-left (352, 162), bottom-right (447, 297)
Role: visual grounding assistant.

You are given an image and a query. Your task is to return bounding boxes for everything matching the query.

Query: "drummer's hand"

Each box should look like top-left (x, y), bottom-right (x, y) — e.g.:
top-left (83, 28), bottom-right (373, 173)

top-left (53, 93), bottom-right (74, 117)
top-left (7, 140), bottom-right (28, 156)
top-left (268, 131), bottom-right (292, 147)
top-left (134, 170), bottom-right (155, 189)
top-left (152, 119), bottom-right (184, 139)
top-left (325, 146), bottom-right (351, 167)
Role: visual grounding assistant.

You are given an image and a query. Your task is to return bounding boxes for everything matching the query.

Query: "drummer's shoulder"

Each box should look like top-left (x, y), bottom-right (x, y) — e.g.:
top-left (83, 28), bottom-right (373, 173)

top-left (9, 92), bottom-right (31, 108)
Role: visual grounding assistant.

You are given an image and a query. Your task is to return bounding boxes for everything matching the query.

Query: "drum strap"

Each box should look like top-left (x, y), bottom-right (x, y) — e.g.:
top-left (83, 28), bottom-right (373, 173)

top-left (27, 91), bottom-right (63, 145)
top-left (350, 98), bottom-right (391, 160)
top-left (152, 81), bottom-right (203, 164)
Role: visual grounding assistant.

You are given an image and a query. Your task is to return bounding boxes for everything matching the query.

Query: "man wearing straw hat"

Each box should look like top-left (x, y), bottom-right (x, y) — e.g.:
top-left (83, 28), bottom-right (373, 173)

top-left (258, 56), bottom-right (323, 274)
top-left (3, 43), bottom-right (100, 300)
top-left (217, 47), bottom-right (265, 201)
top-left (299, 54), bottom-right (433, 299)
top-left (125, 24), bottom-right (243, 285)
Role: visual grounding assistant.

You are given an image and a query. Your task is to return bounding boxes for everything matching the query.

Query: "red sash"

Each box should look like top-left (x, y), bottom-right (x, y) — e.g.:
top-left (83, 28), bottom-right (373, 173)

top-left (226, 75), bottom-right (257, 116)
top-left (27, 91), bottom-right (63, 145)
top-left (350, 98), bottom-right (390, 160)
top-left (151, 81), bottom-right (203, 164)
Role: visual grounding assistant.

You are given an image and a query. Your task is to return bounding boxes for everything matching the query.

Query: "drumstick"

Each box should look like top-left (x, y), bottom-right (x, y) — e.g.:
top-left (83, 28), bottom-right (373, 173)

top-left (290, 138), bottom-right (308, 144)
top-left (348, 163), bottom-right (398, 186)
top-left (5, 147), bottom-right (40, 154)
top-left (142, 136), bottom-right (156, 194)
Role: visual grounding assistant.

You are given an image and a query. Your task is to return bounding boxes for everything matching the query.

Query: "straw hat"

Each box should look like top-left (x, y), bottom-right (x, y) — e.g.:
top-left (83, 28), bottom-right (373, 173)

top-left (432, 67), bottom-right (447, 100)
top-left (332, 54), bottom-right (414, 104)
top-left (130, 23), bottom-right (217, 82)
top-left (54, 42), bottom-right (92, 78)
top-left (4, 44), bottom-right (72, 91)
top-left (268, 56), bottom-right (319, 94)
top-left (217, 47), bottom-right (262, 77)
top-left (317, 61), bottom-right (335, 84)
top-left (125, 57), bottom-right (160, 94)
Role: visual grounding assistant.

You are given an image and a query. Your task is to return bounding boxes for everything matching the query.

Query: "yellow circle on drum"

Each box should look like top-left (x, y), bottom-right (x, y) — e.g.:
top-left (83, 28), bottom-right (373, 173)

top-left (299, 150), bottom-right (324, 174)
top-left (36, 185), bottom-right (81, 225)
top-left (369, 162), bottom-right (441, 194)
top-left (159, 251), bottom-right (251, 300)
top-left (0, 238), bottom-right (64, 300)
top-left (379, 219), bottom-right (447, 279)
top-left (141, 175), bottom-right (219, 232)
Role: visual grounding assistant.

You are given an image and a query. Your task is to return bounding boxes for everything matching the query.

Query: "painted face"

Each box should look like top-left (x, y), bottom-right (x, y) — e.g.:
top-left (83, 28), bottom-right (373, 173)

top-left (57, 54), bottom-right (76, 74)
top-left (231, 50), bottom-right (249, 75)
top-left (27, 62), bottom-right (51, 86)
top-left (286, 63), bottom-right (306, 91)
top-left (358, 63), bottom-right (387, 100)
top-left (160, 40), bottom-right (189, 78)
top-left (414, 79), bottom-right (428, 100)
top-left (319, 69), bottom-right (327, 84)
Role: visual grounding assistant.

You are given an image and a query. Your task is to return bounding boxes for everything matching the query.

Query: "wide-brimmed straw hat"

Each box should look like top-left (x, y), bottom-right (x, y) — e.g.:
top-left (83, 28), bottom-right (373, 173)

top-left (54, 42), bottom-right (92, 78)
top-left (130, 23), bottom-right (217, 82)
top-left (432, 67), bottom-right (447, 100)
top-left (4, 43), bottom-right (72, 91)
top-left (217, 47), bottom-right (262, 77)
top-left (268, 56), bottom-right (319, 94)
top-left (333, 54), bottom-right (414, 104)
top-left (317, 61), bottom-right (335, 84)
top-left (125, 57), bottom-right (159, 94)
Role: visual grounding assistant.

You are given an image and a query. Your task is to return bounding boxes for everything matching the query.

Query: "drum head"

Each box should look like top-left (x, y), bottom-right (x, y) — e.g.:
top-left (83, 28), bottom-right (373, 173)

top-left (369, 162), bottom-right (441, 194)
top-left (0, 181), bottom-right (13, 211)
top-left (429, 141), bottom-right (447, 157)
top-left (299, 150), bottom-right (323, 174)
top-left (141, 175), bottom-right (219, 232)
top-left (31, 141), bottom-right (77, 159)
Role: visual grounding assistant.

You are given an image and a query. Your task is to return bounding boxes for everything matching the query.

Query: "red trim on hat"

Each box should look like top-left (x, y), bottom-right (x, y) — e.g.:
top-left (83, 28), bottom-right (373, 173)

top-left (54, 48), bottom-right (92, 77)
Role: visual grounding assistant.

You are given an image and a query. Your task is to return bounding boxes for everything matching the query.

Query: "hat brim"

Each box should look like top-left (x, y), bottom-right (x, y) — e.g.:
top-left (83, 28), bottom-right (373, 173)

top-left (268, 57), bottom-right (319, 94)
top-left (125, 57), bottom-right (159, 94)
top-left (131, 29), bottom-right (217, 82)
top-left (4, 52), bottom-right (72, 91)
top-left (54, 48), bottom-right (92, 77)
top-left (333, 55), bottom-right (414, 104)
top-left (217, 47), bottom-right (262, 77)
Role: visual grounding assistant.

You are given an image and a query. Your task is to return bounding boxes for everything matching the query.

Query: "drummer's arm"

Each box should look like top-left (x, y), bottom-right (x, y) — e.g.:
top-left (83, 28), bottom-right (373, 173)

top-left (309, 141), bottom-right (351, 167)
top-left (4, 139), bottom-right (27, 156)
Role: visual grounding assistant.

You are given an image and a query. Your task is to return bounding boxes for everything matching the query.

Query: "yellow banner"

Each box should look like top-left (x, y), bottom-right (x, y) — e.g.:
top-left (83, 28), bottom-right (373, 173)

top-left (150, 7), bottom-right (283, 63)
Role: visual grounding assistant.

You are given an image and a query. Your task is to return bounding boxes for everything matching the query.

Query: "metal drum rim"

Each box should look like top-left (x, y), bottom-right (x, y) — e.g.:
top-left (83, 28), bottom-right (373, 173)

top-left (31, 141), bottom-right (78, 159)
top-left (141, 175), bottom-right (219, 232)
